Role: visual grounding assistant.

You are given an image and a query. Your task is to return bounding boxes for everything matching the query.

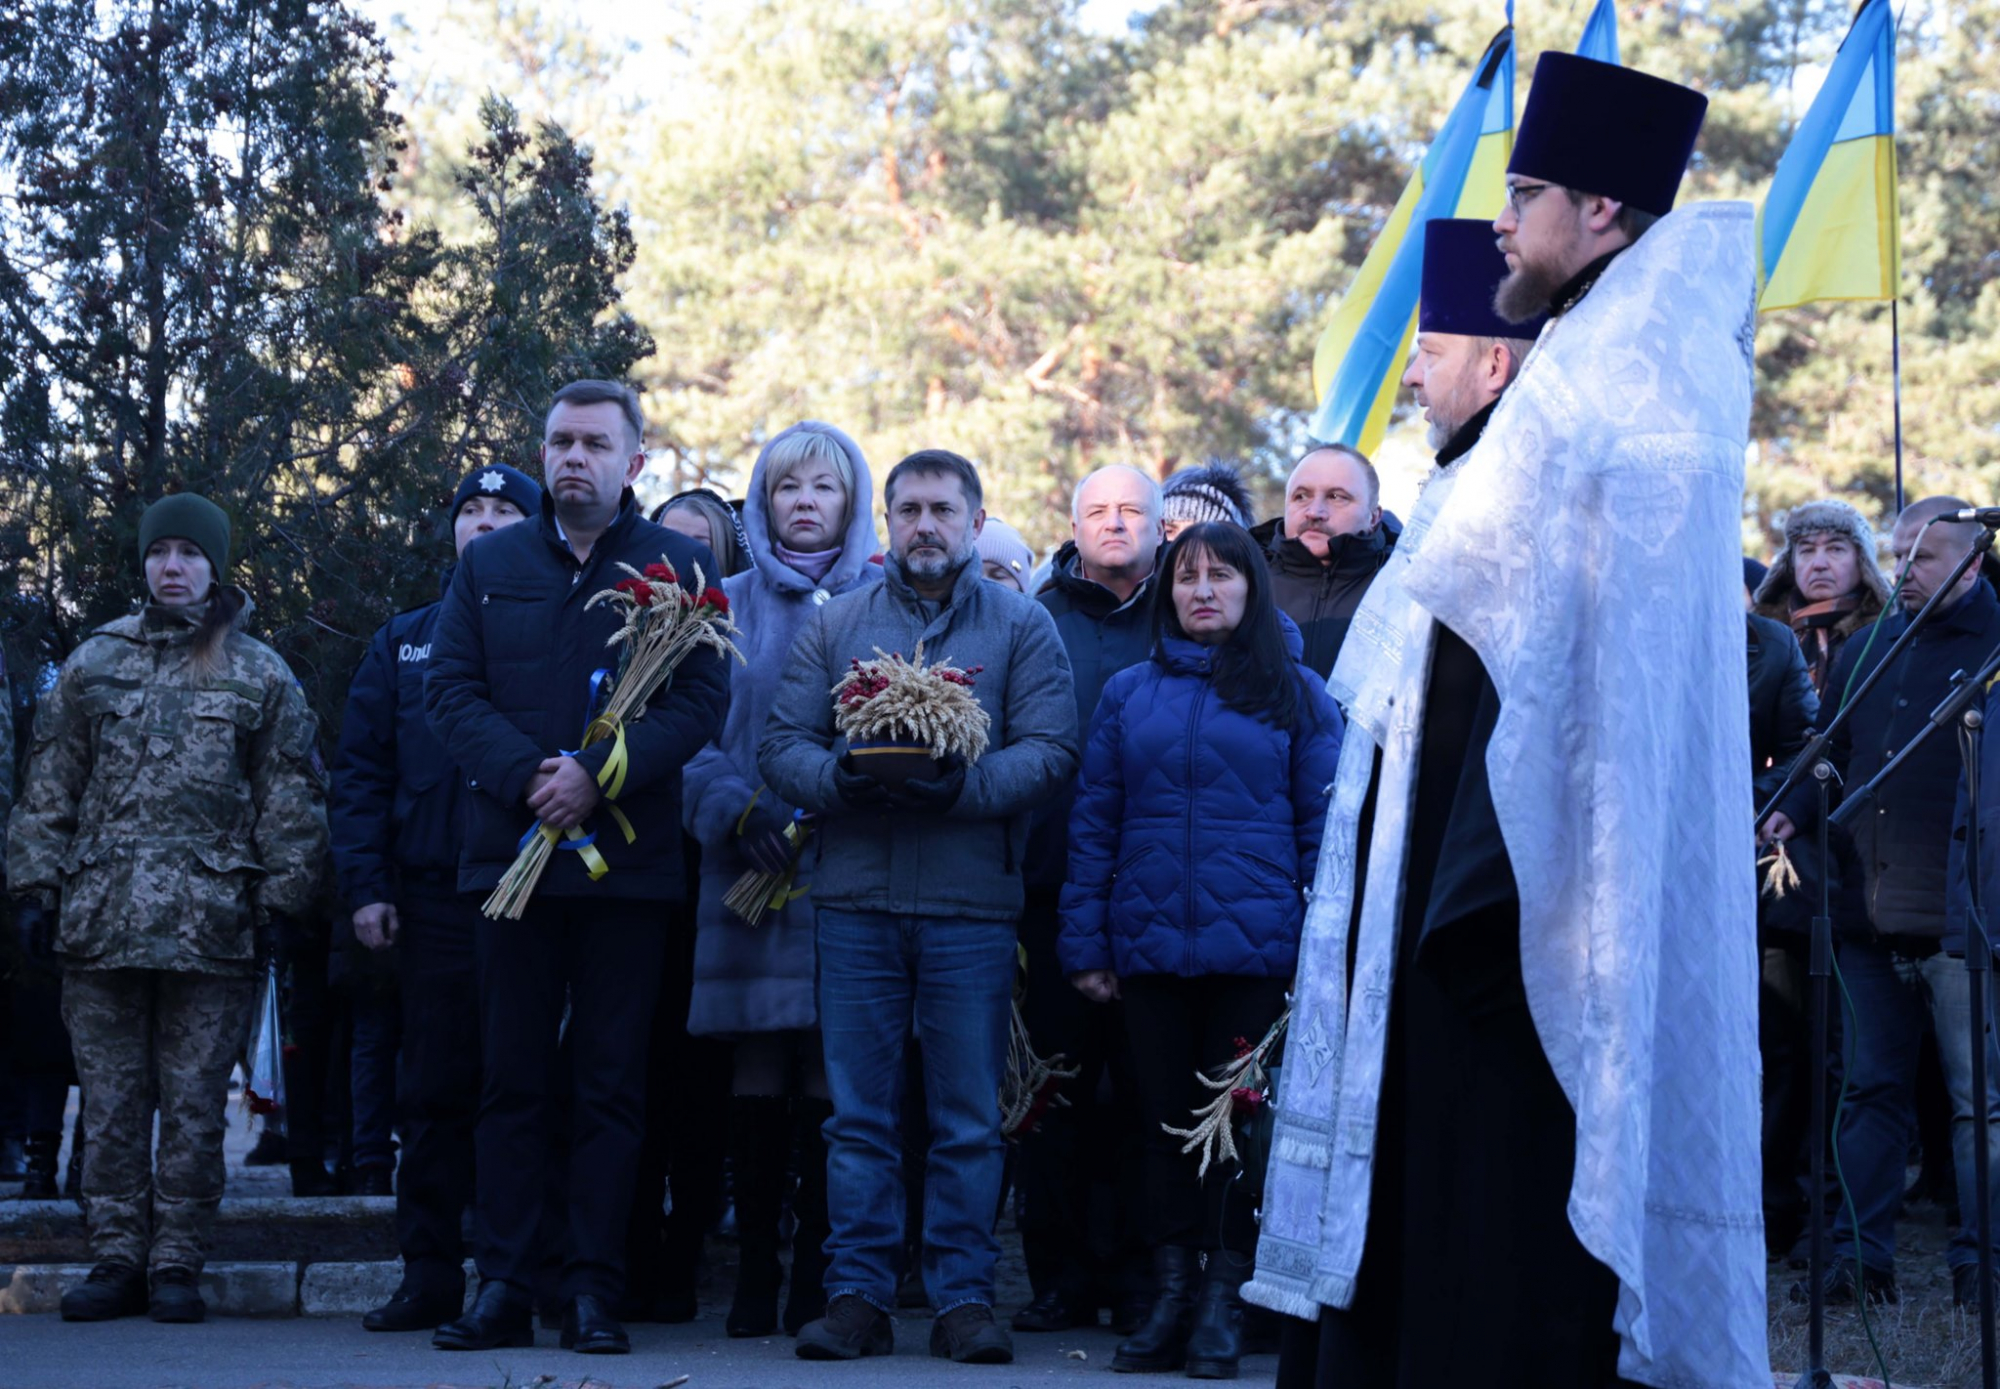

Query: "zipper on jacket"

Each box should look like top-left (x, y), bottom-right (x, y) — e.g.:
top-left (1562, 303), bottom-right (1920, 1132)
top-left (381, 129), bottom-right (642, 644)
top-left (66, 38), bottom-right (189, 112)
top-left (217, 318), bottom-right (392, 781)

top-left (1183, 681), bottom-right (1205, 976)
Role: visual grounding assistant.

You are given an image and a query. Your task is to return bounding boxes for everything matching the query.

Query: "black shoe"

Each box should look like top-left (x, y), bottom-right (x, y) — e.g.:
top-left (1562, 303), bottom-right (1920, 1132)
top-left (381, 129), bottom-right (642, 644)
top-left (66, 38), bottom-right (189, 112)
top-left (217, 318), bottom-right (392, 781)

top-left (289, 1159), bottom-right (337, 1198)
top-left (363, 1283), bottom-right (464, 1332)
top-left (434, 1281), bottom-right (534, 1350)
top-left (1957, 1262), bottom-right (1995, 1310)
top-left (930, 1303), bottom-right (1014, 1364)
top-left (1113, 1246), bottom-right (1198, 1373)
top-left (783, 1098), bottom-right (833, 1337)
top-left (59, 1262), bottom-right (147, 1322)
top-left (726, 1095), bottom-right (790, 1338)
top-left (796, 1293), bottom-right (894, 1360)
top-left (244, 1127), bottom-right (288, 1166)
top-left (17, 1131), bottom-right (60, 1201)
top-left (1012, 1288), bottom-right (1094, 1332)
top-left (351, 1165), bottom-right (393, 1198)
top-left (1184, 1251), bottom-right (1251, 1380)
top-left (561, 1293), bottom-right (630, 1354)
top-left (1788, 1260), bottom-right (1898, 1307)
top-left (148, 1266), bottom-right (206, 1324)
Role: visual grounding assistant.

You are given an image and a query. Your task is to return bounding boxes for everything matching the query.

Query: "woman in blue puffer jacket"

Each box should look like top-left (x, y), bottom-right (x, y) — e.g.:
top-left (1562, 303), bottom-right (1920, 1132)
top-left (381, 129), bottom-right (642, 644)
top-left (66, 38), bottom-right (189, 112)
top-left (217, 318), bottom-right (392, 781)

top-left (1059, 521), bottom-right (1343, 1380)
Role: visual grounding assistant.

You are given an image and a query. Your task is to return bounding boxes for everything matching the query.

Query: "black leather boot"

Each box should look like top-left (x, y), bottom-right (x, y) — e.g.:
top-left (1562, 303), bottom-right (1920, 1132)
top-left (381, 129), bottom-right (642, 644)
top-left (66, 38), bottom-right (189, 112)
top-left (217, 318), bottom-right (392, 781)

top-left (59, 1262), bottom-right (147, 1321)
top-left (1184, 1249), bottom-right (1252, 1379)
top-left (1111, 1245), bottom-right (1198, 1373)
top-left (783, 1098), bottom-right (832, 1337)
top-left (561, 1292), bottom-right (630, 1354)
top-left (18, 1131), bottom-right (60, 1201)
top-left (433, 1279), bottom-right (534, 1350)
top-left (726, 1095), bottom-right (790, 1338)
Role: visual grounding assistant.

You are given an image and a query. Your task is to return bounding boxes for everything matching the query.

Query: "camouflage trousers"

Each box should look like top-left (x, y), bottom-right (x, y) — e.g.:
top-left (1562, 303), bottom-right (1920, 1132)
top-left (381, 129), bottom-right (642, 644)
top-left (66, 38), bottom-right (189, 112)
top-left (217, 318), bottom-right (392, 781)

top-left (60, 968), bottom-right (257, 1272)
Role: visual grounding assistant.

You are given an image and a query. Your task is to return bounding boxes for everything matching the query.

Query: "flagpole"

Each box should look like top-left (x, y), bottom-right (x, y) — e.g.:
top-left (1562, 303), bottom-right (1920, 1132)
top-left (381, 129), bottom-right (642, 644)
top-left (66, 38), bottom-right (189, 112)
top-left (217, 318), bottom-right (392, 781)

top-left (1891, 298), bottom-right (1905, 513)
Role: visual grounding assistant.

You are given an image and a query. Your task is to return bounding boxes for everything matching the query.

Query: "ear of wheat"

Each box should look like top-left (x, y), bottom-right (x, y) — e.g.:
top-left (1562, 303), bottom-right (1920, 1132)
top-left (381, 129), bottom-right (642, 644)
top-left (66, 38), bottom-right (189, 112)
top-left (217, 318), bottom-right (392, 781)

top-left (831, 641), bottom-right (991, 762)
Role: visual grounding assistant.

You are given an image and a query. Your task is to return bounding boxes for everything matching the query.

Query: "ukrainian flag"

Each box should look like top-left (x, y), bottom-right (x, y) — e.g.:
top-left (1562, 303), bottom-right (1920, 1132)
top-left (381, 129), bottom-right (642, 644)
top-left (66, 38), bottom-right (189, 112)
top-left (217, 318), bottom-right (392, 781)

top-left (1575, 0), bottom-right (1620, 65)
top-left (1309, 29), bottom-right (1514, 453)
top-left (1758, 0), bottom-right (1900, 311)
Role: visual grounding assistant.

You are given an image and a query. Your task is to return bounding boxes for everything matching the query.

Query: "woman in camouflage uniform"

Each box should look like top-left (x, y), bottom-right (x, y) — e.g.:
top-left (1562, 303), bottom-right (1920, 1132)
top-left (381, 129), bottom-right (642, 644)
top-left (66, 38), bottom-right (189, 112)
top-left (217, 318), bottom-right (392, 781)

top-left (6, 494), bottom-right (328, 1324)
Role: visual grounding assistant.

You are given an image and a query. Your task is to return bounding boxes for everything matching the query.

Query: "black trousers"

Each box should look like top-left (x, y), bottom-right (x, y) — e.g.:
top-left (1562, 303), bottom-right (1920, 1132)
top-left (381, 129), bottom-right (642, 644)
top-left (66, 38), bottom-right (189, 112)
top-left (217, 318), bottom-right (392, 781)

top-left (1015, 892), bottom-right (1146, 1304)
top-left (1277, 905), bottom-right (1633, 1389)
top-left (473, 897), bottom-right (667, 1301)
top-left (1120, 972), bottom-right (1289, 1255)
top-left (393, 885), bottom-right (482, 1295)
top-left (625, 897), bottom-right (731, 1301)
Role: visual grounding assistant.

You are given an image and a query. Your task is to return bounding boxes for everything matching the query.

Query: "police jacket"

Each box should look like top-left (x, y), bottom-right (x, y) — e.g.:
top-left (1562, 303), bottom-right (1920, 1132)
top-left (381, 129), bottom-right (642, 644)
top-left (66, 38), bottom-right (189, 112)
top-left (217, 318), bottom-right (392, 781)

top-left (1248, 516), bottom-right (1393, 680)
top-left (1023, 540), bottom-right (1157, 890)
top-left (425, 493), bottom-right (731, 902)
top-left (1782, 579), bottom-right (2000, 943)
top-left (329, 587), bottom-right (463, 908)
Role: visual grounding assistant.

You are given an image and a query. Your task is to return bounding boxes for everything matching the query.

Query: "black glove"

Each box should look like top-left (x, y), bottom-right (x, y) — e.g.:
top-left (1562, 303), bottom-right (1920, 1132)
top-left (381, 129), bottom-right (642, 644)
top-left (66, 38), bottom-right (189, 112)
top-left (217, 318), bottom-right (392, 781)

top-left (738, 799), bottom-right (797, 877)
top-left (893, 754), bottom-right (967, 811)
top-left (13, 895), bottom-right (55, 961)
top-left (834, 756), bottom-right (902, 813)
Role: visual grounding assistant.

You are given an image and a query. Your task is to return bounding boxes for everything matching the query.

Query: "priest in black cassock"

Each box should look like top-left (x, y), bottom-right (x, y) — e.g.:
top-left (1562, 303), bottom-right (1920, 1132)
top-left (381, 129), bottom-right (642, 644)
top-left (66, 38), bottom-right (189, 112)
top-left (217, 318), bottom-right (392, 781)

top-left (1255, 55), bottom-right (1769, 1389)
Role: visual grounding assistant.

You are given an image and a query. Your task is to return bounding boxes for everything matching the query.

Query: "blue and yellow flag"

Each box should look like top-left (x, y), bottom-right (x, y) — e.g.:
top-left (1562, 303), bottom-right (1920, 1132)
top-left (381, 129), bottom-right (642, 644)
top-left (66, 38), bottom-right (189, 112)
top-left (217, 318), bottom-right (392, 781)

top-left (1309, 29), bottom-right (1514, 453)
top-left (1575, 0), bottom-right (1621, 65)
top-left (1758, 0), bottom-right (1900, 311)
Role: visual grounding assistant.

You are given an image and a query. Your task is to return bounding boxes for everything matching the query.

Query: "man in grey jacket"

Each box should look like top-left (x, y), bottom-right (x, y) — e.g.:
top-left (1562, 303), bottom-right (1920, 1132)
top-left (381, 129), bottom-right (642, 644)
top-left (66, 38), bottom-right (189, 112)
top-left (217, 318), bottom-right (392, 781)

top-left (760, 448), bottom-right (1079, 1366)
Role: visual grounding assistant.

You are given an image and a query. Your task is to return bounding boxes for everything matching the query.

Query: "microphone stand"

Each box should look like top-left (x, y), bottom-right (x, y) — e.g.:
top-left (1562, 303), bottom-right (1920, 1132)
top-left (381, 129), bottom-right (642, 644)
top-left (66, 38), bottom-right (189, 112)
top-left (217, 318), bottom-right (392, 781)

top-left (1794, 757), bottom-right (1837, 1389)
top-left (1815, 638), bottom-right (2000, 1389)
top-left (1756, 524), bottom-right (1997, 837)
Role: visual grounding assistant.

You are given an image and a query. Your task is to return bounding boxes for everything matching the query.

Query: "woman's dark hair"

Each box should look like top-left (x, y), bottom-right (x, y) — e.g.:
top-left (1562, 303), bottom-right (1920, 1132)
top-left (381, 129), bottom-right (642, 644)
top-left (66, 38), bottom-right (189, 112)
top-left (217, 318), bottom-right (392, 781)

top-left (1153, 521), bottom-right (1309, 732)
top-left (192, 585), bottom-right (246, 671)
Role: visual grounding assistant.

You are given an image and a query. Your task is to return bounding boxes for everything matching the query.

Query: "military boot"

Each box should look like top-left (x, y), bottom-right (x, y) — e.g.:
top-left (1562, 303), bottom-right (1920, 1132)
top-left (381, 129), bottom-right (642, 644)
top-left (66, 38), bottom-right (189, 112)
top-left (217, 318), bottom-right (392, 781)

top-left (149, 1266), bottom-right (206, 1323)
top-left (59, 1262), bottom-right (147, 1321)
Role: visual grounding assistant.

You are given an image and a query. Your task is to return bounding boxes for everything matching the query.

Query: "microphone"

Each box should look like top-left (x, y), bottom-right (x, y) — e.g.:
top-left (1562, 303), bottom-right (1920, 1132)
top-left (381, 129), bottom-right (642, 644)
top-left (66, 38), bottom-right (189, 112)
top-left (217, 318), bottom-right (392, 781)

top-left (1953, 507), bottom-right (2000, 525)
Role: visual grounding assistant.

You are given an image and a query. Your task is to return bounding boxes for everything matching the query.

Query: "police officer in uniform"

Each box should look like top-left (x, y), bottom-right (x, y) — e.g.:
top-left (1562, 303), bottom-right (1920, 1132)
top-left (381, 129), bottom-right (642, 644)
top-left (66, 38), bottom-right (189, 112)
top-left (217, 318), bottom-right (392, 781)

top-left (8, 493), bottom-right (328, 1324)
top-left (329, 464), bottom-right (540, 1331)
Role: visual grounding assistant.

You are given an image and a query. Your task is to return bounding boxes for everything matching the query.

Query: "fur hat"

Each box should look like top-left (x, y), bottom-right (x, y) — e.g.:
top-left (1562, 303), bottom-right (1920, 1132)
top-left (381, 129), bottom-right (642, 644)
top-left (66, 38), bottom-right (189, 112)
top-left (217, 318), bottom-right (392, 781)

top-left (1161, 462), bottom-right (1255, 530)
top-left (1753, 498), bottom-right (1890, 611)
top-left (976, 517), bottom-right (1035, 590)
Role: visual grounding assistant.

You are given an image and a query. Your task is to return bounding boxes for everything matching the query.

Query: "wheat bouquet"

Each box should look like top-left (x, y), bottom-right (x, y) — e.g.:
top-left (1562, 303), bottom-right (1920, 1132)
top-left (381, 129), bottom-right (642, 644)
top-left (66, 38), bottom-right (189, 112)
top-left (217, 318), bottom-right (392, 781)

top-left (482, 557), bottom-right (745, 920)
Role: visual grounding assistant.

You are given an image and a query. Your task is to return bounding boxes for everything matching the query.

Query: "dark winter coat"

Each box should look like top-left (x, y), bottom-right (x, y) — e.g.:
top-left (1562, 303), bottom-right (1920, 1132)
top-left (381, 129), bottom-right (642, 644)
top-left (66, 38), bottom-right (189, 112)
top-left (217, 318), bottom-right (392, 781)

top-left (1249, 516), bottom-right (1393, 680)
top-left (1023, 540), bottom-right (1158, 890)
top-left (1780, 580), bottom-right (2000, 942)
top-left (758, 554), bottom-right (1079, 922)
top-left (682, 423), bottom-right (881, 1034)
top-left (329, 589), bottom-right (463, 910)
top-left (1057, 622), bottom-right (1344, 979)
top-left (1748, 612), bottom-right (1818, 806)
top-left (424, 493), bottom-right (731, 901)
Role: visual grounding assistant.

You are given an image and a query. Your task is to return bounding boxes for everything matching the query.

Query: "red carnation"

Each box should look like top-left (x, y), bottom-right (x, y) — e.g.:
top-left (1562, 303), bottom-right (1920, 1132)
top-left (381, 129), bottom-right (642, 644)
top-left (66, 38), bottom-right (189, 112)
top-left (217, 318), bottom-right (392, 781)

top-left (644, 562), bottom-right (677, 583)
top-left (701, 586), bottom-right (730, 613)
top-left (1230, 1086), bottom-right (1265, 1113)
top-left (614, 577), bottom-right (655, 608)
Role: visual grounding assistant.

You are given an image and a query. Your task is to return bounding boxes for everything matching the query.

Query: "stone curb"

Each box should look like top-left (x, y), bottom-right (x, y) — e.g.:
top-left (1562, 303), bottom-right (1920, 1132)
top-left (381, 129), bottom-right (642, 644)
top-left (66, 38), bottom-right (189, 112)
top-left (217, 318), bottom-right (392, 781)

top-left (0, 1259), bottom-right (474, 1317)
top-left (0, 1195), bottom-right (395, 1230)
top-left (0, 1262), bottom-right (300, 1316)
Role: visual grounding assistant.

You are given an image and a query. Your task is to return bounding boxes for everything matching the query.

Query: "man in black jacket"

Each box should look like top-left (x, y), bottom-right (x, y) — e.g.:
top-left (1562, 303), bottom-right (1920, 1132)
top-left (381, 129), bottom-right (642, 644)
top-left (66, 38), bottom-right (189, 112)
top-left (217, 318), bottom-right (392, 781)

top-left (1779, 496), bottom-right (2000, 1307)
top-left (330, 463), bottom-right (540, 1330)
top-left (1252, 445), bottom-right (1390, 680)
top-left (1013, 463), bottom-right (1161, 1336)
top-left (424, 381), bottom-right (730, 1355)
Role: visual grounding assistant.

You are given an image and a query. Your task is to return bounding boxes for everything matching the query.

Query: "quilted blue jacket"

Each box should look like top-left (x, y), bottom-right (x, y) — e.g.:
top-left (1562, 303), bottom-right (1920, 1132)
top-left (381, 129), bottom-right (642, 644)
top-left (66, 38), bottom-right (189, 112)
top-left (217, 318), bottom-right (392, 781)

top-left (1057, 624), bottom-right (1344, 979)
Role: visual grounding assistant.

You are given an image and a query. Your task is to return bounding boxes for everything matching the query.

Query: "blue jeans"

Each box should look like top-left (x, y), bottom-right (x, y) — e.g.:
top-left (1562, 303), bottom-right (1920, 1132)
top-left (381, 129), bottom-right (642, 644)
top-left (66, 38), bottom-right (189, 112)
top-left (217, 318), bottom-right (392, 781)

top-left (1833, 941), bottom-right (2000, 1273)
top-left (816, 907), bottom-right (1014, 1314)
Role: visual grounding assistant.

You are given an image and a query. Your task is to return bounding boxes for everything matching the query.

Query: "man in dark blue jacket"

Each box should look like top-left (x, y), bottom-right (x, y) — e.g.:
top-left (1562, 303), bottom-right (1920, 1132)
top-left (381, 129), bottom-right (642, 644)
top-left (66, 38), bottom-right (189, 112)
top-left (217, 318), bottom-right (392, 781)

top-left (424, 381), bottom-right (730, 1356)
top-left (1014, 464), bottom-right (1161, 1336)
top-left (329, 462), bottom-right (540, 1331)
top-left (1780, 497), bottom-right (2000, 1309)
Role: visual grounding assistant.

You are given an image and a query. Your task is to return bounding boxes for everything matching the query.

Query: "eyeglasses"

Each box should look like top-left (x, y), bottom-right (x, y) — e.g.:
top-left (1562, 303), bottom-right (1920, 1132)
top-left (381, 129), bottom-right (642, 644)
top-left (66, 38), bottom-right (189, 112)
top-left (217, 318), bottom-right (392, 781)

top-left (1504, 181), bottom-right (1555, 215)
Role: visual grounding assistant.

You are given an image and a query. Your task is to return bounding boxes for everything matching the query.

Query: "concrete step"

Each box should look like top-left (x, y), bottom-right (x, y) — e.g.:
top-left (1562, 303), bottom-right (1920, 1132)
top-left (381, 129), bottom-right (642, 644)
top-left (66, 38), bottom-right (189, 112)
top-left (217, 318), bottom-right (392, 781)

top-left (0, 1258), bottom-right (473, 1317)
top-left (0, 1195), bottom-right (398, 1265)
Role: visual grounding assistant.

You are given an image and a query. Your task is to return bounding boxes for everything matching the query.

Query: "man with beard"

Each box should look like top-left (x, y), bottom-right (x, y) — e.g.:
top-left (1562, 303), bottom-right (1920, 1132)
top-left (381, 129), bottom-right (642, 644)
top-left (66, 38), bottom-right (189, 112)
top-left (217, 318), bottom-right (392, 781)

top-left (1253, 55), bottom-right (1769, 1389)
top-left (761, 448), bottom-right (1079, 1366)
top-left (1752, 500), bottom-right (1889, 697)
top-left (1252, 446), bottom-right (1391, 680)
